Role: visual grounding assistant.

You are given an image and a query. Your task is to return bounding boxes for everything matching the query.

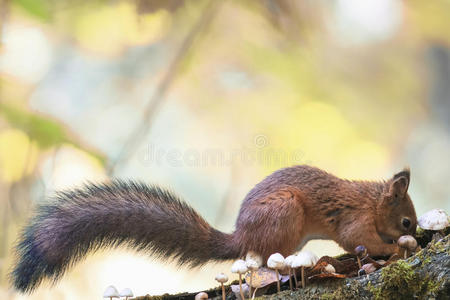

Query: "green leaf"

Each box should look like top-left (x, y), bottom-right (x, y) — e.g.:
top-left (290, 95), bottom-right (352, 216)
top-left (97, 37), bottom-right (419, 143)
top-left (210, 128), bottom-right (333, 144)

top-left (0, 102), bottom-right (106, 165)
top-left (12, 0), bottom-right (52, 22)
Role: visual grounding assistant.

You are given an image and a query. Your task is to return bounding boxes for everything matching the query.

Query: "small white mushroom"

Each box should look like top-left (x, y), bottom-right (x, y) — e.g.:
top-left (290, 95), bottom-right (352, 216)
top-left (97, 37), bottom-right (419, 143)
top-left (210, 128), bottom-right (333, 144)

top-left (231, 259), bottom-right (248, 300)
top-left (284, 254), bottom-right (297, 290)
top-left (323, 264), bottom-right (336, 274)
top-left (119, 288), bottom-right (133, 300)
top-left (291, 251), bottom-right (318, 289)
top-left (103, 285), bottom-right (119, 300)
top-left (398, 235), bottom-right (418, 259)
top-left (357, 262), bottom-right (375, 279)
top-left (245, 251), bottom-right (263, 297)
top-left (363, 263), bottom-right (376, 274)
top-left (418, 209), bottom-right (449, 235)
top-left (246, 251), bottom-right (263, 269)
top-left (195, 292), bottom-right (208, 300)
top-left (215, 273), bottom-right (228, 300)
top-left (267, 253), bottom-right (285, 293)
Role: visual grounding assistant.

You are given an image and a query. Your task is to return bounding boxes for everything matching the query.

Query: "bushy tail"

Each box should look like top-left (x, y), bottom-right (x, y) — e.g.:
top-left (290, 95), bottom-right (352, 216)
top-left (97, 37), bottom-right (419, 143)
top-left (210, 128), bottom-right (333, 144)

top-left (11, 181), bottom-right (240, 293)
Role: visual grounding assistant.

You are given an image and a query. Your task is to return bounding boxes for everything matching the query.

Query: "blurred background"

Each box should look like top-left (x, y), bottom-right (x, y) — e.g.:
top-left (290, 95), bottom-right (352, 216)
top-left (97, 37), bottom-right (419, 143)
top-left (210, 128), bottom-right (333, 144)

top-left (0, 0), bottom-right (449, 298)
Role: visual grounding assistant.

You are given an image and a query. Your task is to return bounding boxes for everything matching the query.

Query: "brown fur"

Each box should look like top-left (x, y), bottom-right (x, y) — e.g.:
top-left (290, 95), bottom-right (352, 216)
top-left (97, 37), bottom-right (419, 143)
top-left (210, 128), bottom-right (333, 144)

top-left (234, 165), bottom-right (417, 260)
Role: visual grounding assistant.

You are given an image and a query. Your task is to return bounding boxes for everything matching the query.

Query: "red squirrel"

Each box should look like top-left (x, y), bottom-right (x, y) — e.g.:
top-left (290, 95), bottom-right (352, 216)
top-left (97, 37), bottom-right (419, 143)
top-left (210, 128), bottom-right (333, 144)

top-left (12, 165), bottom-right (417, 292)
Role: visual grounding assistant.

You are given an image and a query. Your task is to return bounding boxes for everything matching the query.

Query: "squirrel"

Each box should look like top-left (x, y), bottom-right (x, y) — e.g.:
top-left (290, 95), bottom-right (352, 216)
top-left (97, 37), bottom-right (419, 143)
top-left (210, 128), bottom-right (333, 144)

top-left (11, 165), bottom-right (417, 293)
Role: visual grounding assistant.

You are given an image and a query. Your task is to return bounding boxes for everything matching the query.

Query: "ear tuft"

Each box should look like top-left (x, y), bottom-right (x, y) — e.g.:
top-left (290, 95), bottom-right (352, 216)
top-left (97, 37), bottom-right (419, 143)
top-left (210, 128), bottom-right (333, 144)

top-left (393, 167), bottom-right (410, 182)
top-left (389, 167), bottom-right (410, 201)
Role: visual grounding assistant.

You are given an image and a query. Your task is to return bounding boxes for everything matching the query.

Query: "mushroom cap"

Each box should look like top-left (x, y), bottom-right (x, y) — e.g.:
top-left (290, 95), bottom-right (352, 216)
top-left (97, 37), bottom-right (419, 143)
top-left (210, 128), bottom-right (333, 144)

top-left (215, 272), bottom-right (229, 283)
top-left (246, 259), bottom-right (260, 271)
top-left (103, 285), bottom-right (119, 298)
top-left (195, 292), bottom-right (208, 300)
top-left (284, 254), bottom-right (297, 268)
top-left (418, 209), bottom-right (449, 230)
top-left (267, 253), bottom-right (285, 269)
top-left (291, 251), bottom-right (318, 268)
top-left (309, 251), bottom-right (319, 265)
top-left (245, 251), bottom-right (263, 270)
top-left (323, 264), bottom-right (336, 274)
top-left (354, 245), bottom-right (367, 257)
top-left (361, 263), bottom-right (376, 274)
top-left (231, 259), bottom-right (248, 274)
top-left (397, 235), bottom-right (418, 251)
top-left (119, 288), bottom-right (133, 297)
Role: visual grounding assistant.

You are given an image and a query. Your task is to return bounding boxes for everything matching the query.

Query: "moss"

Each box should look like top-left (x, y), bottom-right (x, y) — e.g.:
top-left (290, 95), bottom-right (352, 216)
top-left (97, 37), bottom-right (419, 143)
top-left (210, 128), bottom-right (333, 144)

top-left (366, 281), bottom-right (374, 294)
top-left (317, 281), bottom-right (361, 300)
top-left (428, 239), bottom-right (446, 255)
top-left (415, 227), bottom-right (432, 248)
top-left (369, 260), bottom-right (440, 300)
top-left (422, 255), bottom-right (432, 265)
top-left (415, 226), bottom-right (450, 248)
top-left (416, 227), bottom-right (425, 236)
top-left (320, 293), bottom-right (334, 300)
top-left (415, 233), bottom-right (448, 263)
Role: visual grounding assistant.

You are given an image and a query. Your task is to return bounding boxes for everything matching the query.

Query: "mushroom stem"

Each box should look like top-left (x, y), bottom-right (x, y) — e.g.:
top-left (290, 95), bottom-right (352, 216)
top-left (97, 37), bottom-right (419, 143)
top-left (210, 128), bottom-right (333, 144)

top-left (275, 269), bottom-right (281, 292)
top-left (252, 287), bottom-right (257, 300)
top-left (293, 269), bottom-right (298, 288)
top-left (301, 267), bottom-right (305, 289)
top-left (221, 283), bottom-right (225, 300)
top-left (238, 273), bottom-right (245, 300)
top-left (288, 268), bottom-right (293, 290)
top-left (249, 270), bottom-right (253, 298)
top-left (357, 257), bottom-right (362, 269)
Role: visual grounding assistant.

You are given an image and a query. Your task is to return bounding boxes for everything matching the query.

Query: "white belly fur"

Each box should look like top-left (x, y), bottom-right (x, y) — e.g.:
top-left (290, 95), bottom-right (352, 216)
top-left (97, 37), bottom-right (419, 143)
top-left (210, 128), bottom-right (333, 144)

top-left (296, 234), bottom-right (331, 250)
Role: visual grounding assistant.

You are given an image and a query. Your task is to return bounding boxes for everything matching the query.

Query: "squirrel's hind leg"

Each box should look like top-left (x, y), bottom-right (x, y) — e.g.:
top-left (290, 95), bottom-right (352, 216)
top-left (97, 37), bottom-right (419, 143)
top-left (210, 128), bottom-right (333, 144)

top-left (234, 187), bottom-right (305, 261)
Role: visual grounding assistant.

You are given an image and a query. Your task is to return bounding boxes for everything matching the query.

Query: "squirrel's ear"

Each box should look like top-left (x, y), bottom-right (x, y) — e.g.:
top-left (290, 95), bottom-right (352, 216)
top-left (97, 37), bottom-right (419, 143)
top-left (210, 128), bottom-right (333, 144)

top-left (388, 168), bottom-right (410, 202)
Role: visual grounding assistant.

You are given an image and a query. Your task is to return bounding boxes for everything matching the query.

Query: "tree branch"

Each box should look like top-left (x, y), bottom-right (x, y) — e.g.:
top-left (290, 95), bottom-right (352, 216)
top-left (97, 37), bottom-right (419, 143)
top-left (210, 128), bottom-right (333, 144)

top-left (107, 0), bottom-right (222, 175)
top-left (134, 233), bottom-right (450, 300)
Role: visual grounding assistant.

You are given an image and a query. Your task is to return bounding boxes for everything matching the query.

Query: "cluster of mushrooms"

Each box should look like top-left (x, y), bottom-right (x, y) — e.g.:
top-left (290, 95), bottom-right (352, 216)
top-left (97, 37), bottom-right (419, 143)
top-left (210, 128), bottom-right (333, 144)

top-left (103, 286), bottom-right (133, 300)
top-left (211, 249), bottom-right (320, 300)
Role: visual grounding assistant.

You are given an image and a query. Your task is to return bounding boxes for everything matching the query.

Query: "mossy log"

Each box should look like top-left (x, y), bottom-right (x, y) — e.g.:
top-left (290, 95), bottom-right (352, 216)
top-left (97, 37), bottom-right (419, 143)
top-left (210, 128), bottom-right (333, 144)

top-left (135, 233), bottom-right (450, 300)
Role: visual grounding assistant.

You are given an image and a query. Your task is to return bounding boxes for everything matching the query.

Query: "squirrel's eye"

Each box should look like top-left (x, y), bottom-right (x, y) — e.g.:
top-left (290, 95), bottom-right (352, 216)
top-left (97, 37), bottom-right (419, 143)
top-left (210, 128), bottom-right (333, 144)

top-left (402, 218), bottom-right (411, 229)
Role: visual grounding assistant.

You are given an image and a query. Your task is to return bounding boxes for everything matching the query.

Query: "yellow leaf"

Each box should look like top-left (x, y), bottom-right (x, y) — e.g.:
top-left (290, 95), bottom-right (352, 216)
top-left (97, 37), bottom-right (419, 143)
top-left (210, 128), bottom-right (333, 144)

top-left (0, 129), bottom-right (38, 182)
top-left (74, 2), bottom-right (171, 56)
